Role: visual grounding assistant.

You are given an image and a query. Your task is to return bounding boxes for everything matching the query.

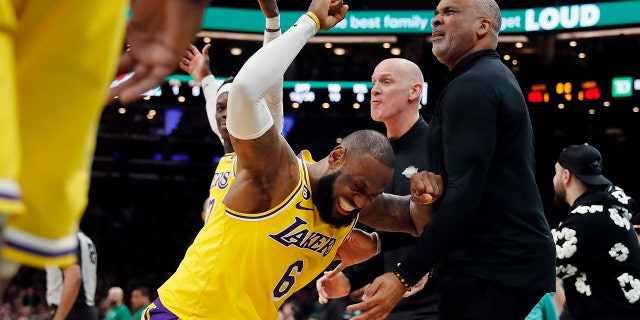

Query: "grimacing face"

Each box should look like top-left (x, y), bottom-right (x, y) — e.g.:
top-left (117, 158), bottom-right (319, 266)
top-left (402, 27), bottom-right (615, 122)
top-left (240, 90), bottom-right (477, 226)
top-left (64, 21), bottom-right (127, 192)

top-left (313, 170), bottom-right (357, 229)
top-left (431, 0), bottom-right (482, 68)
top-left (312, 155), bottom-right (392, 229)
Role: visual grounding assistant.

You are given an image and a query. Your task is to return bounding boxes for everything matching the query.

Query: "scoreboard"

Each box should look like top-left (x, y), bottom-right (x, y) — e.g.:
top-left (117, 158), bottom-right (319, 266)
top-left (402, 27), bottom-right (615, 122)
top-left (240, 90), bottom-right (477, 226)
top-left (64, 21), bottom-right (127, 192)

top-left (526, 76), bottom-right (640, 104)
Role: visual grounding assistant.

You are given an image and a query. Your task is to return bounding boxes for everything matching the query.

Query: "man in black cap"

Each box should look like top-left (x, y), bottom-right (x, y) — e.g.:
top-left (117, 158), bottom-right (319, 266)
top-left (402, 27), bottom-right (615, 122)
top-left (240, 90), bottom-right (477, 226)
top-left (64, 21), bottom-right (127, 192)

top-left (552, 143), bottom-right (640, 320)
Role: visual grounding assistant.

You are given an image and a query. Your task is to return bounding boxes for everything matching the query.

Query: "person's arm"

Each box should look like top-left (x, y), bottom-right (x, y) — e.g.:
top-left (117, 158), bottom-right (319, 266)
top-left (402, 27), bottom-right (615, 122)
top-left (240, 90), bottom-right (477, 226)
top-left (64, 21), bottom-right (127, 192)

top-left (52, 265), bottom-right (81, 320)
top-left (224, 0), bottom-right (348, 212)
top-left (342, 252), bottom-right (384, 291)
top-left (396, 80), bottom-right (498, 284)
top-left (332, 229), bottom-right (381, 269)
top-left (178, 44), bottom-right (212, 83)
top-left (258, 0), bottom-right (284, 134)
top-left (178, 44), bottom-right (222, 141)
top-left (346, 80), bottom-right (498, 320)
top-left (357, 194), bottom-right (422, 236)
top-left (357, 171), bottom-right (442, 236)
top-left (224, 12), bottom-right (320, 211)
top-left (110, 0), bottom-right (210, 104)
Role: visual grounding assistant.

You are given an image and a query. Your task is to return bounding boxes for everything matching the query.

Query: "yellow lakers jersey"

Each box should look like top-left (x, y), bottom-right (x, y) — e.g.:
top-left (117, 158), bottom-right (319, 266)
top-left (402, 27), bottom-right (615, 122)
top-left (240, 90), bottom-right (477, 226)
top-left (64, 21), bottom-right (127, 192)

top-left (158, 153), bottom-right (355, 320)
top-left (204, 153), bottom-right (236, 224)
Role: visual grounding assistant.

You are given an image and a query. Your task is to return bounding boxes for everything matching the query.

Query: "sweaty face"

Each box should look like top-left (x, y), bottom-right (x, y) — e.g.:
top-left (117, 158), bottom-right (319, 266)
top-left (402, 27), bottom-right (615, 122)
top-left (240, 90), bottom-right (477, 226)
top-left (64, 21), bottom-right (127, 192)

top-left (313, 170), bottom-right (359, 229)
top-left (216, 92), bottom-right (229, 143)
top-left (431, 0), bottom-right (481, 68)
top-left (370, 62), bottom-right (411, 122)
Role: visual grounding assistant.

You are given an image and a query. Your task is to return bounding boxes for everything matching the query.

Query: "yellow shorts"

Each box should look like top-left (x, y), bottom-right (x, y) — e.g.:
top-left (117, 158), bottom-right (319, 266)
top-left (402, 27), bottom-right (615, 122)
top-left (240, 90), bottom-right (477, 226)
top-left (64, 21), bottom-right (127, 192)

top-left (0, 0), bottom-right (127, 267)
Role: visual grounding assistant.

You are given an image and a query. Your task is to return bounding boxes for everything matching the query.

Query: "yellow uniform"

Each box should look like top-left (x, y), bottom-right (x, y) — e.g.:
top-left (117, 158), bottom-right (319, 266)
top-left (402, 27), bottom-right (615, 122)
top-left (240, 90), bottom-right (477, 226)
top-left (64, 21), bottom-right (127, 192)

top-left (158, 154), bottom-right (355, 319)
top-left (0, 0), bottom-right (127, 267)
top-left (204, 153), bottom-right (236, 225)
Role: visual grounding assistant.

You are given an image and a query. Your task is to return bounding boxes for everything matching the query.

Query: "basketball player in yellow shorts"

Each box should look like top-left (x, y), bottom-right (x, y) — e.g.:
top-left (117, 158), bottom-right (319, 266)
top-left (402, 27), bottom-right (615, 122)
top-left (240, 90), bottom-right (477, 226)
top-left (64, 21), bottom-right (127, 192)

top-left (0, 0), bottom-right (209, 284)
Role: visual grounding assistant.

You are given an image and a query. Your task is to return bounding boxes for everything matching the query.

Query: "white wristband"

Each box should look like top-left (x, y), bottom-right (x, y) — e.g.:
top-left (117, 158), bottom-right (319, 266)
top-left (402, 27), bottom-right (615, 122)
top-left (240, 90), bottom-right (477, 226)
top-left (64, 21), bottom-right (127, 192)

top-left (266, 15), bottom-right (280, 31)
top-left (201, 74), bottom-right (216, 91)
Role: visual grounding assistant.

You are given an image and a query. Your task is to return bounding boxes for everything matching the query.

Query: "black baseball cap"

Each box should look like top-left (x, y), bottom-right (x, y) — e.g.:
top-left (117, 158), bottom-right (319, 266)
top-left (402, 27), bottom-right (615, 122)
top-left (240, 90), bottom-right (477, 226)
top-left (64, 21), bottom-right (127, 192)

top-left (557, 144), bottom-right (612, 186)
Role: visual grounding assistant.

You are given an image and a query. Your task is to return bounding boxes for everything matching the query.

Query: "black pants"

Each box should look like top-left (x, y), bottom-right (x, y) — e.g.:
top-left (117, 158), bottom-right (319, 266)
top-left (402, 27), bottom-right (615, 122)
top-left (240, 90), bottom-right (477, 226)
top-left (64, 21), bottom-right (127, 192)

top-left (50, 304), bottom-right (98, 320)
top-left (437, 271), bottom-right (544, 320)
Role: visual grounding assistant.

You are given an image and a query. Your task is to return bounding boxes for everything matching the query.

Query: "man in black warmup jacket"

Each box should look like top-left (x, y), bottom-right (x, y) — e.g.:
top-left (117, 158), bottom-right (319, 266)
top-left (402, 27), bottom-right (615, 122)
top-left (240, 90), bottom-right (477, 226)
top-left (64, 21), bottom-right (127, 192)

top-left (346, 0), bottom-right (556, 319)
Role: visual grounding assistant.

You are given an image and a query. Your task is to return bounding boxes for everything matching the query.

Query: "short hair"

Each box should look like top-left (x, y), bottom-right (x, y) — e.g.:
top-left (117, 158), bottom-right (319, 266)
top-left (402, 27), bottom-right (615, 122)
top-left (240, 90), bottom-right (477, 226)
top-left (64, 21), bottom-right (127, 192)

top-left (108, 287), bottom-right (124, 298)
top-left (472, 0), bottom-right (501, 34)
top-left (341, 130), bottom-right (394, 168)
top-left (133, 286), bottom-right (150, 297)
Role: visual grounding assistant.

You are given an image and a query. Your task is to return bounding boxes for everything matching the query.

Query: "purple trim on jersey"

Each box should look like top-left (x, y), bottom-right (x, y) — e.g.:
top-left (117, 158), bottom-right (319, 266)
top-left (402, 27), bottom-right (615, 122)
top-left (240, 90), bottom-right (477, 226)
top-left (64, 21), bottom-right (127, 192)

top-left (4, 240), bottom-right (76, 257)
top-left (225, 159), bottom-right (308, 220)
top-left (0, 192), bottom-right (19, 200)
top-left (145, 298), bottom-right (178, 320)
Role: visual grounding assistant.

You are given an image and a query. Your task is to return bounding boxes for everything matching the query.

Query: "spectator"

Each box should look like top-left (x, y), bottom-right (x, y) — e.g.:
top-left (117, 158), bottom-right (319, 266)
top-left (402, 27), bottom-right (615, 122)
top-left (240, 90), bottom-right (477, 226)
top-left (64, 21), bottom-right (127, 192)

top-left (130, 286), bottom-right (151, 320)
top-left (551, 144), bottom-right (640, 319)
top-left (105, 287), bottom-right (131, 320)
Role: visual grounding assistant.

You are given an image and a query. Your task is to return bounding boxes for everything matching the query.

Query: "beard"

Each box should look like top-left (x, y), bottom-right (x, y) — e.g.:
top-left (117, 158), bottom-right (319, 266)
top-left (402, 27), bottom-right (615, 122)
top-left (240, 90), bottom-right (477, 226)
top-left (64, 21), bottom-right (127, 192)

top-left (432, 29), bottom-right (475, 65)
top-left (553, 182), bottom-right (567, 206)
top-left (313, 170), bottom-right (359, 229)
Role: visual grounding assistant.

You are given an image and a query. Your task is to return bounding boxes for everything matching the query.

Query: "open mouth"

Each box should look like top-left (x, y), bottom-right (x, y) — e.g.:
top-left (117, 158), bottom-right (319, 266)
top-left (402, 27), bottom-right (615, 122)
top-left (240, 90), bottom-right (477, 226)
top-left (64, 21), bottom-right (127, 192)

top-left (337, 196), bottom-right (357, 215)
top-left (432, 31), bottom-right (444, 41)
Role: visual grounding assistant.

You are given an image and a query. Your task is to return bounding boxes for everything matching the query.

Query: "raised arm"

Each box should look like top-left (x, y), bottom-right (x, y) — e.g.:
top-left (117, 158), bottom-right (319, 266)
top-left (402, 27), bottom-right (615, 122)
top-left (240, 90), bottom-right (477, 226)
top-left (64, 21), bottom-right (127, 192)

top-left (178, 44), bottom-right (223, 141)
top-left (259, 0), bottom-right (285, 134)
top-left (224, 0), bottom-right (348, 213)
top-left (226, 13), bottom-right (317, 175)
top-left (227, 0), bottom-right (347, 158)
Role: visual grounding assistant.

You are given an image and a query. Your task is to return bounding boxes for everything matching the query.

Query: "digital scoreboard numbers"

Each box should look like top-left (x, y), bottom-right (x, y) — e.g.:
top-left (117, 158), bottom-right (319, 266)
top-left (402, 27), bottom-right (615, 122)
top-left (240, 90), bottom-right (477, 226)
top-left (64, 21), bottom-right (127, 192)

top-left (556, 82), bottom-right (573, 101)
top-left (554, 81), bottom-right (601, 102)
top-left (527, 84), bottom-right (549, 103)
top-left (527, 81), bottom-right (601, 103)
top-left (580, 81), bottom-right (601, 101)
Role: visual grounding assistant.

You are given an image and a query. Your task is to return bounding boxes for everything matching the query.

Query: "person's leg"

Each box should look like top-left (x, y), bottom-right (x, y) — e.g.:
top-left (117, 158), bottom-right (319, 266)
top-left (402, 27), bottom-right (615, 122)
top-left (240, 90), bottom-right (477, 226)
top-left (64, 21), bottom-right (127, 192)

top-left (67, 305), bottom-right (99, 320)
top-left (3, 0), bottom-right (127, 267)
top-left (0, 0), bottom-right (24, 216)
top-left (438, 271), bottom-right (544, 320)
top-left (0, 0), bottom-right (27, 293)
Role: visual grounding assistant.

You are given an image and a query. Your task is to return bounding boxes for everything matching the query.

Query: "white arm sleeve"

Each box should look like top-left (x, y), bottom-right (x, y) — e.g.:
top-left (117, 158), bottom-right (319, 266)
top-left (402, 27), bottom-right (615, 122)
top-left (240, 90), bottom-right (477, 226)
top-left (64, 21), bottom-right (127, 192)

top-left (263, 24), bottom-right (284, 135)
top-left (227, 15), bottom-right (316, 140)
top-left (202, 74), bottom-right (224, 144)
